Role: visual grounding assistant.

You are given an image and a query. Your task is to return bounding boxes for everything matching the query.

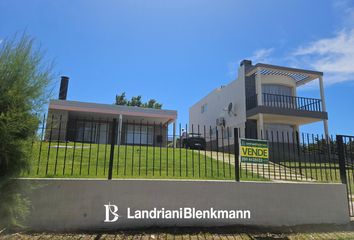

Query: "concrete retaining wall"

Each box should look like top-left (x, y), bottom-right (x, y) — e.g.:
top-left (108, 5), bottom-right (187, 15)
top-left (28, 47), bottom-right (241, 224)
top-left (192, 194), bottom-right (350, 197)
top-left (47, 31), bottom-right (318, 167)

top-left (19, 179), bottom-right (350, 231)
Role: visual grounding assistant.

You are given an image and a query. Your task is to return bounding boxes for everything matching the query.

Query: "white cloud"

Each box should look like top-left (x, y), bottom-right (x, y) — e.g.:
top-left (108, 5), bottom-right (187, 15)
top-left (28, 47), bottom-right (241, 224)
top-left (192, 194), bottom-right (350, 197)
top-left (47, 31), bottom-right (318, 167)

top-left (249, 48), bottom-right (274, 63)
top-left (333, 0), bottom-right (354, 28)
top-left (292, 1), bottom-right (354, 85)
top-left (293, 28), bottom-right (354, 85)
top-left (227, 2), bottom-right (354, 86)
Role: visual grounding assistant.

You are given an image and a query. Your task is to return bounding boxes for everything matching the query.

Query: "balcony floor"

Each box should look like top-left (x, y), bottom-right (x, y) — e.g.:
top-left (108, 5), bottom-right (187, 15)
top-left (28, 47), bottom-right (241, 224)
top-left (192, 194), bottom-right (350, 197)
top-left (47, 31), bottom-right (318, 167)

top-left (247, 112), bottom-right (326, 126)
top-left (246, 105), bottom-right (328, 121)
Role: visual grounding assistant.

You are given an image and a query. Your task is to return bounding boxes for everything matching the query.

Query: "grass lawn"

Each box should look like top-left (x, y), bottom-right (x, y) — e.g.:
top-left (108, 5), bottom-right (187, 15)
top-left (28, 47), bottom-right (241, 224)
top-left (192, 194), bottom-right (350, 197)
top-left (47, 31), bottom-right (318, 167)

top-left (23, 141), bottom-right (265, 181)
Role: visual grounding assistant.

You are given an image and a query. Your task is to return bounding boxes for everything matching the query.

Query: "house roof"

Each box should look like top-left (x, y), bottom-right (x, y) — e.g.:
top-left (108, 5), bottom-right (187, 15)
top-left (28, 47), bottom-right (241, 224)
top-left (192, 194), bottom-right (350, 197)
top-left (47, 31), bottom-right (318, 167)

top-left (245, 63), bottom-right (323, 86)
top-left (49, 100), bottom-right (177, 123)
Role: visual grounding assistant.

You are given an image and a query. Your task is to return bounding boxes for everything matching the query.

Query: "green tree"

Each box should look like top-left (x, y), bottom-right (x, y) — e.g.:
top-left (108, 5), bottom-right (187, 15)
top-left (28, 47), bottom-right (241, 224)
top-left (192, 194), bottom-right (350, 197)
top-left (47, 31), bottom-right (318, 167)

top-left (0, 35), bottom-right (53, 229)
top-left (153, 102), bottom-right (162, 109)
top-left (114, 93), bottom-right (163, 109)
top-left (142, 99), bottom-right (162, 109)
top-left (146, 99), bottom-right (156, 108)
top-left (115, 92), bottom-right (127, 106)
top-left (128, 95), bottom-right (142, 107)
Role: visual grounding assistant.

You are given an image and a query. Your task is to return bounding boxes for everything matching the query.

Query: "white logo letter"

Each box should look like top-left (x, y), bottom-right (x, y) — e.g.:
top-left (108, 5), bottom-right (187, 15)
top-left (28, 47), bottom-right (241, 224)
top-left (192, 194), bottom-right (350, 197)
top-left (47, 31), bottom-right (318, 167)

top-left (104, 203), bottom-right (119, 222)
top-left (184, 208), bottom-right (192, 219)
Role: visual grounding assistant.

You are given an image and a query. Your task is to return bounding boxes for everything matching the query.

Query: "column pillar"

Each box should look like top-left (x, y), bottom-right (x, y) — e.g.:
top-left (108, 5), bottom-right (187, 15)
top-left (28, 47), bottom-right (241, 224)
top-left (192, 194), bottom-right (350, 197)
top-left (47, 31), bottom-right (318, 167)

top-left (173, 121), bottom-right (176, 148)
top-left (255, 68), bottom-right (263, 105)
top-left (256, 69), bottom-right (263, 139)
top-left (258, 114), bottom-right (264, 139)
top-left (319, 76), bottom-right (329, 139)
top-left (117, 114), bottom-right (123, 145)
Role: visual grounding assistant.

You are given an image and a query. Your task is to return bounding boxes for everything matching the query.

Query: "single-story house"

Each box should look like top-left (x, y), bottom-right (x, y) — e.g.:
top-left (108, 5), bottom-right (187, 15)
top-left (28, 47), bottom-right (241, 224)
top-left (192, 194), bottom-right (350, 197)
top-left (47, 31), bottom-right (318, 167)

top-left (45, 77), bottom-right (177, 147)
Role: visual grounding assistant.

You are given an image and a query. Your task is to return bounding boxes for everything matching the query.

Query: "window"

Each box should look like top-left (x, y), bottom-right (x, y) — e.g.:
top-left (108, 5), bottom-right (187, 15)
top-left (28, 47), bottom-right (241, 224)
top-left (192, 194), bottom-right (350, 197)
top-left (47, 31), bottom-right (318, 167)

top-left (201, 103), bottom-right (208, 113)
top-left (262, 84), bottom-right (294, 107)
top-left (262, 84), bottom-right (292, 95)
top-left (76, 121), bottom-right (97, 143)
top-left (125, 124), bottom-right (154, 145)
top-left (75, 121), bottom-right (111, 144)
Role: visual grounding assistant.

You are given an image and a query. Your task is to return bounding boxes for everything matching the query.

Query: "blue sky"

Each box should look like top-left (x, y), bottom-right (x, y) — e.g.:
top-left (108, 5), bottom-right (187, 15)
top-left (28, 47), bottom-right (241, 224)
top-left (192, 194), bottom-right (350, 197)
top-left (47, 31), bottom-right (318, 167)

top-left (1, 0), bottom-right (354, 135)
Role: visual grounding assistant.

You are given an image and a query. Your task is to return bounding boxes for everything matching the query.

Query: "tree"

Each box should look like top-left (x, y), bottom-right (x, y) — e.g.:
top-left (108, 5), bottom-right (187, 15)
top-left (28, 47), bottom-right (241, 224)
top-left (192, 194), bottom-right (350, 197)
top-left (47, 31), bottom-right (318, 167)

top-left (114, 93), bottom-right (163, 109)
top-left (115, 92), bottom-right (127, 106)
top-left (153, 102), bottom-right (162, 109)
top-left (0, 35), bottom-right (53, 229)
top-left (129, 95), bottom-right (142, 107)
top-left (143, 99), bottom-right (156, 108)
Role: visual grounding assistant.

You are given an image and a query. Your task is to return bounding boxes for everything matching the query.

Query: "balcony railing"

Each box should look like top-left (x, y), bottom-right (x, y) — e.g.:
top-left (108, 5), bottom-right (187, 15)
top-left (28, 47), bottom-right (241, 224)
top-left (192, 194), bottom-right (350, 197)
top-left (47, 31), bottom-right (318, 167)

top-left (246, 93), bottom-right (323, 112)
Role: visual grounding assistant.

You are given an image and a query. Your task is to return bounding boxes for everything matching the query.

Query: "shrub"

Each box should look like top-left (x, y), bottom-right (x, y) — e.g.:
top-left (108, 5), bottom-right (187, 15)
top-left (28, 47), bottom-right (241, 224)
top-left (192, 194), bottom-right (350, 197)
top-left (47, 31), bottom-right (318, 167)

top-left (0, 34), bottom-right (53, 230)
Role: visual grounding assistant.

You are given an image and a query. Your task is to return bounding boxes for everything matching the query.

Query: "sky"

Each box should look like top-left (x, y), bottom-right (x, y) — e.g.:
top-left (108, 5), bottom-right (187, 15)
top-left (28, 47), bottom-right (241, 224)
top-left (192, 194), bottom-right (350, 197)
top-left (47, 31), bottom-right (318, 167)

top-left (1, 0), bottom-right (354, 135)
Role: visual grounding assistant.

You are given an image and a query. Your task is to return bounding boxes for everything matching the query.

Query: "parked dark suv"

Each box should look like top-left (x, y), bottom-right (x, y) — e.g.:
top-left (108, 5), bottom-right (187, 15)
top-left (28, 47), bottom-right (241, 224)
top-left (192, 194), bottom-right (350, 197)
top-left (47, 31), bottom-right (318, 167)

top-left (182, 133), bottom-right (206, 150)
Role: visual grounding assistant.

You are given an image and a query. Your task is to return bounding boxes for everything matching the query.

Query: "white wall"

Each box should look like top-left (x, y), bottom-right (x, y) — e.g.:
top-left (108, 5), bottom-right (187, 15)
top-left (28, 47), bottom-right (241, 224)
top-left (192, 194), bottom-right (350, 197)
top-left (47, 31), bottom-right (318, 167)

top-left (19, 179), bottom-right (349, 231)
top-left (260, 74), bottom-right (296, 91)
top-left (189, 66), bottom-right (247, 140)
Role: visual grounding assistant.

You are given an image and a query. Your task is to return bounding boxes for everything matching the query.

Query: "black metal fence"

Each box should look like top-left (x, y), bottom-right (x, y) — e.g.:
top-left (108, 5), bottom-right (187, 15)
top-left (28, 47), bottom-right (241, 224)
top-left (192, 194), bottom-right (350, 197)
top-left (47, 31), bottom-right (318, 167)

top-left (336, 135), bottom-right (354, 216)
top-left (243, 128), bottom-right (340, 183)
top-left (30, 115), bottom-right (239, 180)
top-left (246, 93), bottom-right (323, 112)
top-left (25, 114), bottom-right (345, 183)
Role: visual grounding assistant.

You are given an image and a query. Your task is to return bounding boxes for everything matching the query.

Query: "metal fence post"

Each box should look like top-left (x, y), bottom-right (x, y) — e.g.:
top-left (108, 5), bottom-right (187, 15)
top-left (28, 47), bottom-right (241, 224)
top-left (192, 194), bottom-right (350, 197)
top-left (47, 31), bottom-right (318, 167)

top-left (234, 128), bottom-right (240, 182)
top-left (108, 118), bottom-right (117, 180)
top-left (336, 135), bottom-right (347, 184)
top-left (295, 131), bottom-right (302, 175)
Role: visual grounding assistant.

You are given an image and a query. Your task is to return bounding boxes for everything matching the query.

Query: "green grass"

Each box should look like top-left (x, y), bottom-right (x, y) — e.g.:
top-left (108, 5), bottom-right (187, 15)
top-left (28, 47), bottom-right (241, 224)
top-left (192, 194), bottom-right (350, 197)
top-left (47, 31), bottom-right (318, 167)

top-left (23, 141), bottom-right (265, 181)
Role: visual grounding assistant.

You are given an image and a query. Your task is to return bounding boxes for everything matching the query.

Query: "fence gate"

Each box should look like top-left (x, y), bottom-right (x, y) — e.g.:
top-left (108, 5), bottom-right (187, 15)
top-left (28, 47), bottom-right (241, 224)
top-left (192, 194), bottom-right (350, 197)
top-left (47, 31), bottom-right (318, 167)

top-left (337, 135), bottom-right (354, 217)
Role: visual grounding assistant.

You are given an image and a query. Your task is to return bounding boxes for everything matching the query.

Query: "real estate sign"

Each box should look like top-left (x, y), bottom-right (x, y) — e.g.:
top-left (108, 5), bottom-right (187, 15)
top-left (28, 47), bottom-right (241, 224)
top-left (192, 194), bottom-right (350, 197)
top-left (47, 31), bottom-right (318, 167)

top-left (240, 138), bottom-right (269, 164)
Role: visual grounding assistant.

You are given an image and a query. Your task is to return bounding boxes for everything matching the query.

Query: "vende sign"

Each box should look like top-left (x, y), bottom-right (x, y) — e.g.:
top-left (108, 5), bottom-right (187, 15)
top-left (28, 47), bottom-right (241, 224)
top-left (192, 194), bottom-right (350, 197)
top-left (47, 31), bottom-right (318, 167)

top-left (240, 138), bottom-right (269, 164)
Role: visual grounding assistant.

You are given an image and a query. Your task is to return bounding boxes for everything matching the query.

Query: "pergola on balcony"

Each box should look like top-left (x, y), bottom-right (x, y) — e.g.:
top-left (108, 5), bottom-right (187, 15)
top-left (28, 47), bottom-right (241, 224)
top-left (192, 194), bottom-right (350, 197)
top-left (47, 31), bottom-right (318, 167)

top-left (244, 63), bottom-right (329, 138)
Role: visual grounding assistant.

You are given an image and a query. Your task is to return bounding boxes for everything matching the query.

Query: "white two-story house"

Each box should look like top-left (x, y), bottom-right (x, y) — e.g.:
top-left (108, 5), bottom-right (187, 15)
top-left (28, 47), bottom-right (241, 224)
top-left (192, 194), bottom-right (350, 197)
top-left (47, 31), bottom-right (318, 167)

top-left (189, 60), bottom-right (328, 142)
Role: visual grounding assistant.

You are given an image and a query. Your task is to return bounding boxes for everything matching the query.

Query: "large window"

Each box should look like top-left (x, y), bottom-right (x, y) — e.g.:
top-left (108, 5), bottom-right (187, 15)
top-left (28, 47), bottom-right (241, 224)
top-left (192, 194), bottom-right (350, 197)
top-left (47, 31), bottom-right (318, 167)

top-left (262, 84), bottom-right (294, 107)
top-left (76, 121), bottom-right (97, 143)
top-left (262, 84), bottom-right (292, 96)
top-left (125, 124), bottom-right (154, 145)
top-left (75, 121), bottom-right (109, 143)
